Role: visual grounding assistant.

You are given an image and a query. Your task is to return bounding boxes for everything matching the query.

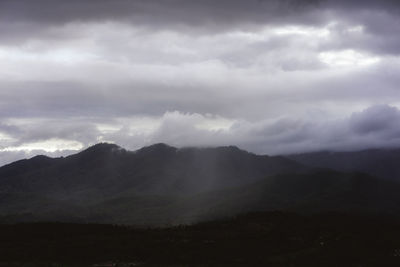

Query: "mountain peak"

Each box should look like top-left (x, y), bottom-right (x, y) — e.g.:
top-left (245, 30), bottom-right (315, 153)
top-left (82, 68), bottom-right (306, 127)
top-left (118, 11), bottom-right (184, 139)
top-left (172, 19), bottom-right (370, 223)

top-left (136, 143), bottom-right (177, 154)
top-left (30, 155), bottom-right (52, 161)
top-left (78, 143), bottom-right (123, 155)
top-left (214, 145), bottom-right (246, 153)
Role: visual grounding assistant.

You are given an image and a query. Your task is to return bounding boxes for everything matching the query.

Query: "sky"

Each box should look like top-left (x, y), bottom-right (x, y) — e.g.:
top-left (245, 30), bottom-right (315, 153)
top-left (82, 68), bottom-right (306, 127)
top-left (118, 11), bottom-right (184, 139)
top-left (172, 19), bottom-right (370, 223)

top-left (0, 0), bottom-right (400, 165)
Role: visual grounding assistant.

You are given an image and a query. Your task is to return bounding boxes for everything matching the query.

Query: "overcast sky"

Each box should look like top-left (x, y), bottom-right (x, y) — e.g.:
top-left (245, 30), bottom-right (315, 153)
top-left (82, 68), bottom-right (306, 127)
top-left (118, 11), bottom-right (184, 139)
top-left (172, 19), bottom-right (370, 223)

top-left (0, 0), bottom-right (400, 165)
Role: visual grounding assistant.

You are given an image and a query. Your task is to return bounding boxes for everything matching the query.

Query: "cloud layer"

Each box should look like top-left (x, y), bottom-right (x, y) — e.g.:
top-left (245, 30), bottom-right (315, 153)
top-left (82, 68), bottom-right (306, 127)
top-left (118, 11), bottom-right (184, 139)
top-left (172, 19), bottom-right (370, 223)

top-left (0, 0), bottom-right (400, 165)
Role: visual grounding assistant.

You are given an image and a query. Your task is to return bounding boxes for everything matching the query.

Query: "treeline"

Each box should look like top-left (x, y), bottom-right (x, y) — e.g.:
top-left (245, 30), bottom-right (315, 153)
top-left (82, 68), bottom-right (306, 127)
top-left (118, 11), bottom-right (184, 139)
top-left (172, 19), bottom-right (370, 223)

top-left (1, 212), bottom-right (400, 266)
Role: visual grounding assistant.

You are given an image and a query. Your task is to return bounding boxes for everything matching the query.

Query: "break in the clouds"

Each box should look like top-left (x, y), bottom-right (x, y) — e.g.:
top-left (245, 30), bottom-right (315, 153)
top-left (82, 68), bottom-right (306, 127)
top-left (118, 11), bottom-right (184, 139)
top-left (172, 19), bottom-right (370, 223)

top-left (0, 0), bottom-right (400, 165)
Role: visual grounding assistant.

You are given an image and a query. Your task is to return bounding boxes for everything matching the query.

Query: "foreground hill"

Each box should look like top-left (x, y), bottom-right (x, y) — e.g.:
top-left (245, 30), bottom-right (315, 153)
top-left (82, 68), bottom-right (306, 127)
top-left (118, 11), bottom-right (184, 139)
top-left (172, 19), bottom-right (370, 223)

top-left (1, 212), bottom-right (400, 266)
top-left (79, 170), bottom-right (400, 225)
top-left (287, 149), bottom-right (400, 181)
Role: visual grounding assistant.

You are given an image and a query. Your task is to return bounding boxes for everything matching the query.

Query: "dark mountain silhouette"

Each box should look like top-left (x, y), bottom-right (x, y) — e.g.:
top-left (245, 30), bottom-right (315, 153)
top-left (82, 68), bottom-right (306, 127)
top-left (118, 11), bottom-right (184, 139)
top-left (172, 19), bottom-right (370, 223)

top-left (287, 149), bottom-right (400, 181)
top-left (0, 143), bottom-right (305, 197)
top-left (0, 143), bottom-right (306, 224)
top-left (93, 170), bottom-right (400, 225)
top-left (1, 143), bottom-right (400, 225)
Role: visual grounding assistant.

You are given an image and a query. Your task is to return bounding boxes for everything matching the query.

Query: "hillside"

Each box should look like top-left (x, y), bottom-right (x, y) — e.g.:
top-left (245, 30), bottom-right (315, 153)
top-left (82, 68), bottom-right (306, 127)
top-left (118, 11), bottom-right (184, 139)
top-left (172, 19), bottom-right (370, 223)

top-left (287, 149), bottom-right (400, 181)
top-left (0, 143), bottom-right (305, 196)
top-left (0, 143), bottom-right (306, 224)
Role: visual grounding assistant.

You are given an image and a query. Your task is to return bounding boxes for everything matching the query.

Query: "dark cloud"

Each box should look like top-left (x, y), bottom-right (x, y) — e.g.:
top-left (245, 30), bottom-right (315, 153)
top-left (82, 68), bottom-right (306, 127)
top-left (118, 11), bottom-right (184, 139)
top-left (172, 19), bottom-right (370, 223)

top-left (0, 0), bottom-right (320, 25)
top-left (0, 0), bottom-right (325, 44)
top-left (1, 0), bottom-right (400, 59)
top-left (350, 105), bottom-right (400, 135)
top-left (0, 118), bottom-right (99, 148)
top-left (0, 0), bottom-right (398, 29)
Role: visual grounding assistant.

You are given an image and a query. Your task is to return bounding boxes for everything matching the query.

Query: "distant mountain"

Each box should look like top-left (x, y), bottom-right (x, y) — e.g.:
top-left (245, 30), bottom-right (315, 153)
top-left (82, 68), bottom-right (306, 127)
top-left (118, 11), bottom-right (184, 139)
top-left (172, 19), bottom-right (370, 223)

top-left (0, 143), bottom-right (305, 223)
top-left (1, 143), bottom-right (400, 225)
top-left (0, 143), bottom-right (305, 197)
top-left (287, 149), bottom-right (400, 181)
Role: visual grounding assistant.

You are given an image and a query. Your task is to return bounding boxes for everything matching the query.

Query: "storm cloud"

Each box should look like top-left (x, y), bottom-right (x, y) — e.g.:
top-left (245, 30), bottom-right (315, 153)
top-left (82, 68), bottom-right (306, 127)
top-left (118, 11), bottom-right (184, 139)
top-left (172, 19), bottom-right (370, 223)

top-left (0, 0), bottom-right (400, 165)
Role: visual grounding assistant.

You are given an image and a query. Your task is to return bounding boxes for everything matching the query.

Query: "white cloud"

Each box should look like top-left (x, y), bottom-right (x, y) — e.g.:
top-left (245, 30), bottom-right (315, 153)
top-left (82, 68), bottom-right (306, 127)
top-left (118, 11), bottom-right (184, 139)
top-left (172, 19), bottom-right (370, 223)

top-left (0, 138), bottom-right (83, 153)
top-left (319, 49), bottom-right (381, 67)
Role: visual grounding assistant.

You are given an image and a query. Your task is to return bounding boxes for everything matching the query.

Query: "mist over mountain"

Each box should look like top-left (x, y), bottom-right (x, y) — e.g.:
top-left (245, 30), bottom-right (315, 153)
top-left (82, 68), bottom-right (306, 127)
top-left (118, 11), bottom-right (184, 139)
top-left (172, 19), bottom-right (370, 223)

top-left (1, 143), bottom-right (400, 225)
top-left (0, 143), bottom-right (305, 224)
top-left (0, 143), bottom-right (305, 196)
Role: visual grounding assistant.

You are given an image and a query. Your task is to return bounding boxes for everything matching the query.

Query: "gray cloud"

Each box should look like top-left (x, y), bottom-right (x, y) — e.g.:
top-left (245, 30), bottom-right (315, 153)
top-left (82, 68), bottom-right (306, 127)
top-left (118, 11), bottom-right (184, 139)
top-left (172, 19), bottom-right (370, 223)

top-left (1, 0), bottom-right (398, 25)
top-left (1, 0), bottom-right (400, 165)
top-left (145, 105), bottom-right (400, 155)
top-left (0, 0), bottom-right (325, 46)
top-left (350, 105), bottom-right (400, 135)
top-left (2, 105), bottom-right (400, 167)
top-left (0, 0), bottom-right (320, 25)
top-left (0, 0), bottom-right (398, 45)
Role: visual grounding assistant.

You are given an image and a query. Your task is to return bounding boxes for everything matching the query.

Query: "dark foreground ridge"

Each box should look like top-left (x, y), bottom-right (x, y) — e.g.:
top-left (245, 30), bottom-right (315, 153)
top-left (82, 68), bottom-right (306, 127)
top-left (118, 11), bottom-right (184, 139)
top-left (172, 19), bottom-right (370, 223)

top-left (1, 212), bottom-right (400, 267)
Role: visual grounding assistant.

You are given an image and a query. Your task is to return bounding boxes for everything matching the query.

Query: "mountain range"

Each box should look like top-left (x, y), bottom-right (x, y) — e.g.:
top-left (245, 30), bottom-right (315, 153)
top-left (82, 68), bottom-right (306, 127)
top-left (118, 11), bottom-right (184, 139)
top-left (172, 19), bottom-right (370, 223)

top-left (288, 149), bottom-right (400, 181)
top-left (0, 143), bottom-right (399, 225)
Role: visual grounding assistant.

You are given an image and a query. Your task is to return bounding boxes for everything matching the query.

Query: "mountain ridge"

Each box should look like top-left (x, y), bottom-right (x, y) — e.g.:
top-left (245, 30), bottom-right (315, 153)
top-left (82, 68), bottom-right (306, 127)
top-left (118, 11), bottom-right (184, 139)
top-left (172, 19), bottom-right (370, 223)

top-left (0, 142), bottom-right (306, 196)
top-left (1, 143), bottom-right (400, 225)
top-left (287, 148), bottom-right (400, 181)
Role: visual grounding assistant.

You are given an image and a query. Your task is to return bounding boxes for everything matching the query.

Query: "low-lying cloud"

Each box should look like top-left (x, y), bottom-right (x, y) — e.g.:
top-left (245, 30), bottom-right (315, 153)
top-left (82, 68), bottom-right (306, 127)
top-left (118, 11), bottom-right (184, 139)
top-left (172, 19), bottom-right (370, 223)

top-left (1, 105), bottom-right (400, 166)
